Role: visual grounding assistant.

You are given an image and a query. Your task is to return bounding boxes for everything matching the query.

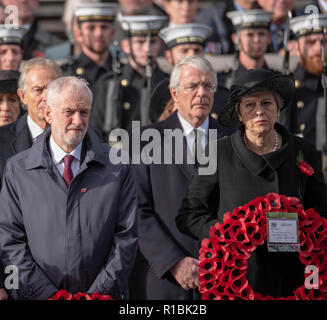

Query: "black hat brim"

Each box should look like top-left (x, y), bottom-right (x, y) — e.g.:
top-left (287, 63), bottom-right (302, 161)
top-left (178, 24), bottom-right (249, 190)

top-left (219, 74), bottom-right (295, 127)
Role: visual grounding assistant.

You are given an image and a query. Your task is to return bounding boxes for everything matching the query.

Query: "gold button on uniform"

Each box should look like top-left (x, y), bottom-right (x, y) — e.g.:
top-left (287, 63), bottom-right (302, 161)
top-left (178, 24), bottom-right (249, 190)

top-left (297, 100), bottom-right (304, 108)
top-left (300, 123), bottom-right (306, 132)
top-left (121, 79), bottom-right (129, 87)
top-left (75, 67), bottom-right (84, 75)
top-left (295, 80), bottom-right (301, 88)
top-left (123, 102), bottom-right (131, 110)
top-left (211, 112), bottom-right (218, 120)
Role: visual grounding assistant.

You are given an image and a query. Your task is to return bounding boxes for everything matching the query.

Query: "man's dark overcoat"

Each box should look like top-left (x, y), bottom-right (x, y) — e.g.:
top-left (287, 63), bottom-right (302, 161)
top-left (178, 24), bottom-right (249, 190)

top-left (0, 128), bottom-right (137, 299)
top-left (129, 111), bottom-right (233, 299)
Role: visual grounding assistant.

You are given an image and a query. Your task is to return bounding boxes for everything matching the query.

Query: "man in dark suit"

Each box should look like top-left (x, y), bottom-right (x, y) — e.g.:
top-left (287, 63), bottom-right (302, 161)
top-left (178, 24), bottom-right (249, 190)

top-left (0, 58), bottom-right (62, 186)
top-left (129, 56), bottom-right (234, 299)
top-left (0, 76), bottom-right (137, 300)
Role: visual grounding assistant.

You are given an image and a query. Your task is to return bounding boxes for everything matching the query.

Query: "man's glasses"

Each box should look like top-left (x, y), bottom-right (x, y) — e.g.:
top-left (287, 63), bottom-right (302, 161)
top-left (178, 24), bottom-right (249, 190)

top-left (180, 82), bottom-right (217, 93)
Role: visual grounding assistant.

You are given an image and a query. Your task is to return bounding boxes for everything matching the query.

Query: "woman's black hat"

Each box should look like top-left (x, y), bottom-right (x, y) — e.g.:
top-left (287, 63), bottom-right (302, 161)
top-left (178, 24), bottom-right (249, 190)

top-left (219, 69), bottom-right (295, 127)
top-left (0, 70), bottom-right (20, 93)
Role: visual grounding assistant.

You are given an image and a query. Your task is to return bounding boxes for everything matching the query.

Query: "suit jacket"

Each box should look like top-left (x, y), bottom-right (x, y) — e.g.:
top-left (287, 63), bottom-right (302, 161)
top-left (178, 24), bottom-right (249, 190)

top-left (129, 111), bottom-right (233, 299)
top-left (0, 128), bottom-right (137, 300)
top-left (0, 114), bottom-right (32, 189)
top-left (176, 123), bottom-right (327, 297)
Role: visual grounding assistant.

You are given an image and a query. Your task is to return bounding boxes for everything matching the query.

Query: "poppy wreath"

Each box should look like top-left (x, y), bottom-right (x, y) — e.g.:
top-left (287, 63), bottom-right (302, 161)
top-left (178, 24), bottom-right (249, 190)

top-left (49, 290), bottom-right (113, 300)
top-left (199, 193), bottom-right (327, 300)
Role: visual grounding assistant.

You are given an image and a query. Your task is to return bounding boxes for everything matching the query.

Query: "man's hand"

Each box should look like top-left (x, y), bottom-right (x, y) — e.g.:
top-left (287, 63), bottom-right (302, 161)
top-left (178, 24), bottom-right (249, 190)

top-left (0, 288), bottom-right (8, 300)
top-left (170, 257), bottom-right (199, 290)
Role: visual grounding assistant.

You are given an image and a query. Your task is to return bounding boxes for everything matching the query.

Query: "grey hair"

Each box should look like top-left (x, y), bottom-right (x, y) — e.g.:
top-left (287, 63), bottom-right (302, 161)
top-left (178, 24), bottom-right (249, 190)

top-left (18, 58), bottom-right (63, 93)
top-left (46, 76), bottom-right (93, 109)
top-left (169, 56), bottom-right (217, 91)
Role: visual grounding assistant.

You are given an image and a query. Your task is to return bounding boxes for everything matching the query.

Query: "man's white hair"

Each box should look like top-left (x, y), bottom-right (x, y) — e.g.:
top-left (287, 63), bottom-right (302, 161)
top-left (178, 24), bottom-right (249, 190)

top-left (46, 76), bottom-right (93, 109)
top-left (169, 56), bottom-right (217, 91)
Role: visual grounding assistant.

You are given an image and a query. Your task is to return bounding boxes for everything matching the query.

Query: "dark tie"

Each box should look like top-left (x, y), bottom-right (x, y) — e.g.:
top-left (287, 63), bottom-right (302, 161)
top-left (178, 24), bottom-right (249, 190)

top-left (193, 129), bottom-right (205, 167)
top-left (63, 155), bottom-right (74, 187)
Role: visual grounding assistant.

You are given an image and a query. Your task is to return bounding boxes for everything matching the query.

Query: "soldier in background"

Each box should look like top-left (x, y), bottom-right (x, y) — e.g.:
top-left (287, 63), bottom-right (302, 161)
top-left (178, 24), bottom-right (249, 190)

top-left (149, 23), bottom-right (234, 126)
top-left (90, 14), bottom-right (168, 139)
top-left (1, 0), bottom-right (62, 59)
top-left (285, 14), bottom-right (327, 149)
top-left (113, 0), bottom-right (167, 54)
top-left (45, 0), bottom-right (100, 62)
top-left (218, 9), bottom-right (275, 89)
top-left (257, 0), bottom-right (299, 53)
top-left (195, 0), bottom-right (259, 54)
top-left (61, 2), bottom-right (117, 93)
top-left (0, 25), bottom-right (24, 70)
top-left (163, 0), bottom-right (198, 26)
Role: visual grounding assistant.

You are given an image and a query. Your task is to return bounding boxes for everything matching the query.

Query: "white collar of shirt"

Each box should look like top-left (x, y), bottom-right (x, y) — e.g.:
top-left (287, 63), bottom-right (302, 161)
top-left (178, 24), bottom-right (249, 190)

top-left (177, 111), bottom-right (209, 137)
top-left (319, 0), bottom-right (327, 13)
top-left (177, 111), bottom-right (209, 154)
top-left (49, 135), bottom-right (82, 177)
top-left (27, 115), bottom-right (44, 142)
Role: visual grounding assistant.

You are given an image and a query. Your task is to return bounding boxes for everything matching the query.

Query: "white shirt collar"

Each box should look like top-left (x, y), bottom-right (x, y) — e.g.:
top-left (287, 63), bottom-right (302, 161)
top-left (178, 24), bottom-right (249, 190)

top-left (27, 115), bottom-right (44, 141)
top-left (177, 111), bottom-right (209, 137)
top-left (49, 135), bottom-right (82, 165)
top-left (319, 0), bottom-right (327, 13)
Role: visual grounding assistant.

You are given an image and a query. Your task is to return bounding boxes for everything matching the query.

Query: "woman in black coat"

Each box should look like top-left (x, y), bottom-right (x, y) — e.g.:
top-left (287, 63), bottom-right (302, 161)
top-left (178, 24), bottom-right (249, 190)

top-left (176, 69), bottom-right (327, 298)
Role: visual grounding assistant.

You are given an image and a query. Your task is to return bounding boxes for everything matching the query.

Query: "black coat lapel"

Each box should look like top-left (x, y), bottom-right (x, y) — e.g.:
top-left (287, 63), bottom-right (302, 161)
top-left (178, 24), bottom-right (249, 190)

top-left (12, 115), bottom-right (33, 154)
top-left (162, 112), bottom-right (196, 180)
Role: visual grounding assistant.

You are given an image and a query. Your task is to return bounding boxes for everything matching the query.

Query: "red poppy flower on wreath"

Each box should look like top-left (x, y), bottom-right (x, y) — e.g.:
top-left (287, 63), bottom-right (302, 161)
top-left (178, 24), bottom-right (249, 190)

top-left (199, 193), bottom-right (327, 300)
top-left (49, 290), bottom-right (113, 300)
top-left (91, 292), bottom-right (113, 300)
top-left (48, 289), bottom-right (72, 300)
top-left (296, 150), bottom-right (315, 176)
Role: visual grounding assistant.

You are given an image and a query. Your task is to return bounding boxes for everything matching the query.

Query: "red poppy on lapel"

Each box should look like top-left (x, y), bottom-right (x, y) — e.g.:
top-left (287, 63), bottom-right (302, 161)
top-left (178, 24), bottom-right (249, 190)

top-left (296, 150), bottom-right (314, 176)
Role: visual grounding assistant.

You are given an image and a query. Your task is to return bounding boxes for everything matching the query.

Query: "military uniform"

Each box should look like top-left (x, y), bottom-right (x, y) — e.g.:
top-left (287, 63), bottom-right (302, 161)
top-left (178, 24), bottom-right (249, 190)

top-left (195, 0), bottom-right (257, 54)
top-left (285, 65), bottom-right (323, 145)
top-left (219, 10), bottom-right (276, 89)
top-left (286, 14), bottom-right (327, 150)
top-left (22, 19), bottom-right (62, 59)
top-left (218, 62), bottom-right (275, 90)
top-left (61, 3), bottom-right (118, 93)
top-left (89, 14), bottom-right (168, 137)
top-left (90, 63), bottom-right (168, 134)
top-left (61, 52), bottom-right (113, 93)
